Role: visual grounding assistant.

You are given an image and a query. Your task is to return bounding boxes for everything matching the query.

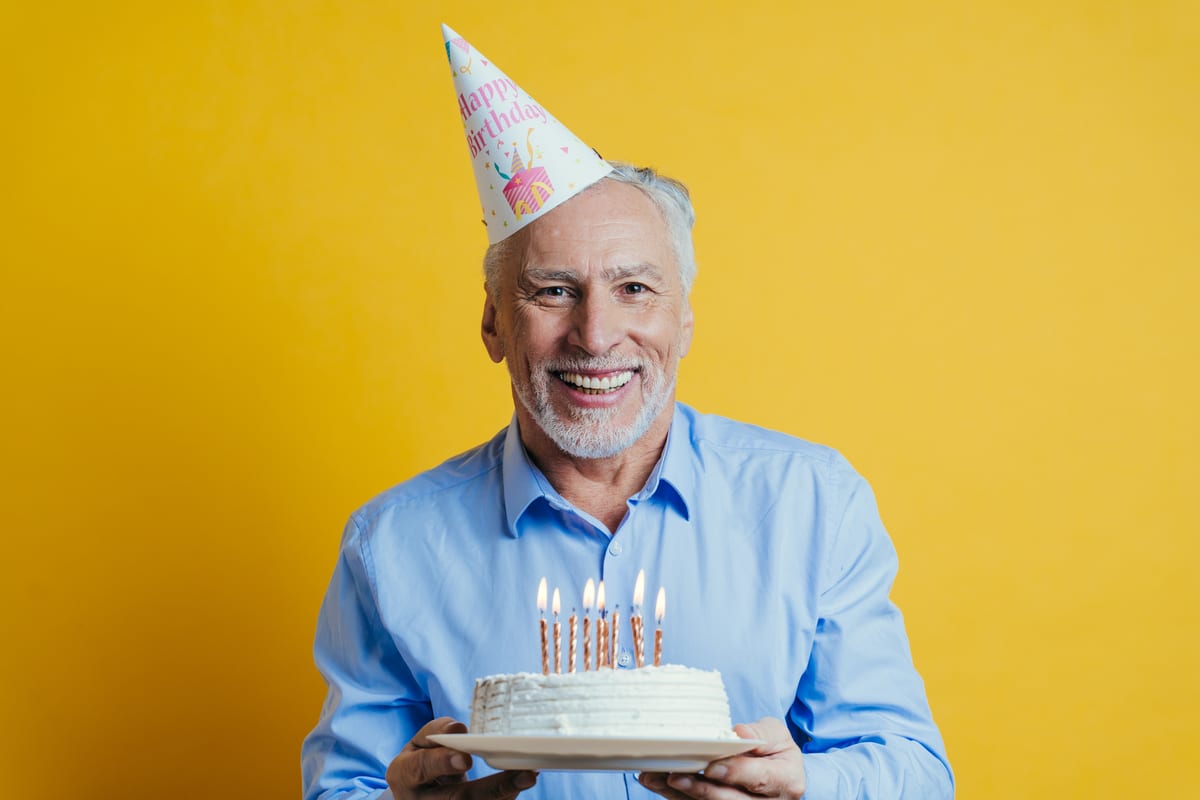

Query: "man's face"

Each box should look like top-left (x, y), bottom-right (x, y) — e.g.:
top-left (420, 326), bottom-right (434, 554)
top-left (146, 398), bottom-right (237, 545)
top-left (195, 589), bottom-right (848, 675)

top-left (482, 180), bottom-right (694, 460)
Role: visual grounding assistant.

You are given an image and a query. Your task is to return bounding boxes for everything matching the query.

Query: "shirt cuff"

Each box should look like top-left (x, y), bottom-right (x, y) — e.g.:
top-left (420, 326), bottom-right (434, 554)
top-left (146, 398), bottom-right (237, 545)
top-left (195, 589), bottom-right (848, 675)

top-left (800, 752), bottom-right (840, 798)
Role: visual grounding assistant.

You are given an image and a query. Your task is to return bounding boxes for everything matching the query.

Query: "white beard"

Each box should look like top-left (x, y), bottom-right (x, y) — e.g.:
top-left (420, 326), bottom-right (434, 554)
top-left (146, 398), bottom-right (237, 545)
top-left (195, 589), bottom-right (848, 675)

top-left (511, 354), bottom-right (677, 460)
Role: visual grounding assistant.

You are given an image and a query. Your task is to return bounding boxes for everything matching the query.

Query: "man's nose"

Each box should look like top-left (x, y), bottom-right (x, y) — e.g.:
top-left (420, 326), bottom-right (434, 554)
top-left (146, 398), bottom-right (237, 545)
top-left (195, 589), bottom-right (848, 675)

top-left (568, 292), bottom-right (624, 355)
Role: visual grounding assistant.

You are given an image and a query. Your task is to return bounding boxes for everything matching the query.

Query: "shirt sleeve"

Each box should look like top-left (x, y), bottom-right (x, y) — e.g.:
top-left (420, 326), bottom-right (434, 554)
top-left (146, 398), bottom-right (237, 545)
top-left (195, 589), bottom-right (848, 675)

top-left (301, 516), bottom-right (433, 800)
top-left (789, 462), bottom-right (954, 799)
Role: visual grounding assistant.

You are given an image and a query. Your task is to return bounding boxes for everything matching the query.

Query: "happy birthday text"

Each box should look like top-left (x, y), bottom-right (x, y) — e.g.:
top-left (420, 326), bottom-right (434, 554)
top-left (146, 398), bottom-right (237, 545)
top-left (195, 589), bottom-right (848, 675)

top-left (457, 77), bottom-right (550, 158)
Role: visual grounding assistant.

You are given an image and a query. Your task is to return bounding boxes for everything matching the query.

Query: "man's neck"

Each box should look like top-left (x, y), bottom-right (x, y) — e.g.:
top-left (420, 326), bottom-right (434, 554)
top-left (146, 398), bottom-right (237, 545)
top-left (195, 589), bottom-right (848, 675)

top-left (517, 405), bottom-right (674, 534)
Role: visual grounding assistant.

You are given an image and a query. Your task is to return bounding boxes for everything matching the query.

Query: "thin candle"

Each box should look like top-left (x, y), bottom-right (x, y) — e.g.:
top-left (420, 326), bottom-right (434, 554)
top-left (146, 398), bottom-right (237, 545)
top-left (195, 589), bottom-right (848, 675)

top-left (537, 577), bottom-right (549, 675)
top-left (568, 607), bottom-right (577, 673)
top-left (596, 580), bottom-right (607, 668)
top-left (552, 587), bottom-right (562, 675)
top-left (632, 570), bottom-right (646, 668)
top-left (631, 615), bottom-right (643, 668)
top-left (654, 586), bottom-right (665, 667)
top-left (611, 604), bottom-right (620, 670)
top-left (583, 579), bottom-right (595, 671)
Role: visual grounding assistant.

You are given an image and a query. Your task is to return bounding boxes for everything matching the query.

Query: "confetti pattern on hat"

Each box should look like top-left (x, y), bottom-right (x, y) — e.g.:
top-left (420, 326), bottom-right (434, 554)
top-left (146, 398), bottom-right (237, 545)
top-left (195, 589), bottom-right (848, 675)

top-left (441, 23), bottom-right (612, 243)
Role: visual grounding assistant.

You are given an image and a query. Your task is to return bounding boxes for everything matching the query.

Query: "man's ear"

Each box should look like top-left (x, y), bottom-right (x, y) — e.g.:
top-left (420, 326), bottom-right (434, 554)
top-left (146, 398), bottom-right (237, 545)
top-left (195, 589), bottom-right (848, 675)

top-left (481, 295), bottom-right (505, 364)
top-left (678, 300), bottom-right (695, 359)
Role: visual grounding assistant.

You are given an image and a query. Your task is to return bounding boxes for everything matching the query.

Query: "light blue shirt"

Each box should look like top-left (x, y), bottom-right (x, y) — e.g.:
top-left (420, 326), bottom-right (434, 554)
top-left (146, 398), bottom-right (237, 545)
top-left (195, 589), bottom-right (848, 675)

top-left (302, 404), bottom-right (953, 799)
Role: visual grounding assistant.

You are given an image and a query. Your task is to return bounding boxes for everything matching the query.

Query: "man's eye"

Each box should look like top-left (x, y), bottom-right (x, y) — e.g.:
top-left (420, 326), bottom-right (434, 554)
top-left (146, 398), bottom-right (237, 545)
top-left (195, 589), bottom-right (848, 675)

top-left (623, 283), bottom-right (648, 294)
top-left (537, 286), bottom-right (569, 297)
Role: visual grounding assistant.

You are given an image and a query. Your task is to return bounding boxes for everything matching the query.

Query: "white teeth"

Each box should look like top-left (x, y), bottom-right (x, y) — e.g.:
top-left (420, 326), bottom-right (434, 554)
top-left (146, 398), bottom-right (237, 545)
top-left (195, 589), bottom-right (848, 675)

top-left (559, 370), bottom-right (634, 393)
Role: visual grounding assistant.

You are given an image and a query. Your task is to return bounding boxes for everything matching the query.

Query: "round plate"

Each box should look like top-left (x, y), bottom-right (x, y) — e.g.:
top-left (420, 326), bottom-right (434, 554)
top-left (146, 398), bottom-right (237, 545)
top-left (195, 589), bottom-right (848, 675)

top-left (427, 733), bottom-right (764, 772)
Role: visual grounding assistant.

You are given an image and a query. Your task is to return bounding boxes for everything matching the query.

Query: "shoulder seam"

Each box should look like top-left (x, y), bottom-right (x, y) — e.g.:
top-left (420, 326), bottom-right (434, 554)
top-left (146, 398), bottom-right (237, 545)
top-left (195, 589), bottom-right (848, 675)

top-left (353, 457), bottom-right (504, 531)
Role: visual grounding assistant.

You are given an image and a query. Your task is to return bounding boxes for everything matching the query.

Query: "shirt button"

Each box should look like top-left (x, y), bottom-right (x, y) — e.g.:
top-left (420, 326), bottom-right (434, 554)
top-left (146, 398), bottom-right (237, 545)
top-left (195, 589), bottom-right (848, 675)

top-left (609, 542), bottom-right (623, 557)
top-left (618, 652), bottom-right (633, 667)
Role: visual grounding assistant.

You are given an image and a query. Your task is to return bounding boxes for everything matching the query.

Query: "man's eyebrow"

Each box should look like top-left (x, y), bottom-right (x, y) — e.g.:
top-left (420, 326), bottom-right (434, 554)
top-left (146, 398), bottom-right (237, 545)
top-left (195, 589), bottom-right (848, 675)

top-left (522, 264), bottom-right (664, 283)
top-left (604, 263), bottom-right (664, 282)
top-left (524, 268), bottom-right (579, 283)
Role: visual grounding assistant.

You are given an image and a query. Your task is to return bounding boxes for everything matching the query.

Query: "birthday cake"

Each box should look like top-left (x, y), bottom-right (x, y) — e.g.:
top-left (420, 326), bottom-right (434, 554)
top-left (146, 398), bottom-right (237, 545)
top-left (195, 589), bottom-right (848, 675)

top-left (469, 665), bottom-right (737, 739)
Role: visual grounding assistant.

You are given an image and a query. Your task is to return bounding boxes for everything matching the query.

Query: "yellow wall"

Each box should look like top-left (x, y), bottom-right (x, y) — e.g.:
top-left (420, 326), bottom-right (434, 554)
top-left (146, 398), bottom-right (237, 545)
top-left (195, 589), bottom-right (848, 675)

top-left (3, 1), bottom-right (1196, 797)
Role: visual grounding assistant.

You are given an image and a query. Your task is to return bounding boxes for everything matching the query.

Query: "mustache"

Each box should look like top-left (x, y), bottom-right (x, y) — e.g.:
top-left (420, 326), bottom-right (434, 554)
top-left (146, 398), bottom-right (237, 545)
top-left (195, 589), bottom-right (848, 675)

top-left (544, 356), bottom-right (641, 373)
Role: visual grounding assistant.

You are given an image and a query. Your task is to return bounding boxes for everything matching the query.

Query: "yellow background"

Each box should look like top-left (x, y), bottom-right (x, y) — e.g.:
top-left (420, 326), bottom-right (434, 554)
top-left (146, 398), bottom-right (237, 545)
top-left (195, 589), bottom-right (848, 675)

top-left (3, 1), bottom-right (1197, 798)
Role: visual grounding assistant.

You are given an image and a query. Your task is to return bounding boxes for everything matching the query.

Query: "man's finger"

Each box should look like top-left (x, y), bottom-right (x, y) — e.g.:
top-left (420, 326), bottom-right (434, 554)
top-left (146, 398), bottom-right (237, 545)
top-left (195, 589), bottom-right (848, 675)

top-left (647, 771), bottom-right (757, 800)
top-left (453, 769), bottom-right (538, 799)
top-left (395, 745), bottom-right (473, 789)
top-left (698, 759), bottom-right (782, 797)
top-left (638, 771), bottom-right (695, 800)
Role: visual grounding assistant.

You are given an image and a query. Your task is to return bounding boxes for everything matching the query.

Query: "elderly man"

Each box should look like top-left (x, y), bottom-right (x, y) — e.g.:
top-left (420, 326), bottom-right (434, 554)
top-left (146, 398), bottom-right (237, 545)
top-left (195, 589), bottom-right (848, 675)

top-left (302, 26), bottom-right (952, 800)
top-left (302, 164), bottom-right (953, 800)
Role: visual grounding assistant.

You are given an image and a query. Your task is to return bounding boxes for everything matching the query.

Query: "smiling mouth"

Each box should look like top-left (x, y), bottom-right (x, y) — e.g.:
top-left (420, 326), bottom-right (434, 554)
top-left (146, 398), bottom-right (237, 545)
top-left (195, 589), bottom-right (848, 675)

top-left (556, 370), bottom-right (635, 394)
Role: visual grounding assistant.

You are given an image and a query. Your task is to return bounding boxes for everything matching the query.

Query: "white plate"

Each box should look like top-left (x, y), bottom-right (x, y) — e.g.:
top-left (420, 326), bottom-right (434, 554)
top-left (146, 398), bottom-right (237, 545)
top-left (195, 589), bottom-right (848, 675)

top-left (427, 733), bottom-right (764, 772)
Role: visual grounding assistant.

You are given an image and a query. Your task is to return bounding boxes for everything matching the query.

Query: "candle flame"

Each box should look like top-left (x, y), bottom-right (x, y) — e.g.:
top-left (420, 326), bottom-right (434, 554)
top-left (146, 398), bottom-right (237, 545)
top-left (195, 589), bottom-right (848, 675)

top-left (552, 587), bottom-right (561, 616)
top-left (633, 569), bottom-right (646, 608)
top-left (655, 587), bottom-right (666, 622)
top-left (537, 577), bottom-right (547, 613)
top-left (597, 580), bottom-right (606, 612)
top-left (583, 578), bottom-right (595, 611)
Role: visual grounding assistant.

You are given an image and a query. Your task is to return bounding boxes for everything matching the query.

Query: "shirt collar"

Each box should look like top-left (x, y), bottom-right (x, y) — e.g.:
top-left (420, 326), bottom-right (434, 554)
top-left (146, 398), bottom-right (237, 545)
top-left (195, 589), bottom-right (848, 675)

top-left (501, 404), bottom-right (695, 537)
top-left (653, 404), bottom-right (695, 519)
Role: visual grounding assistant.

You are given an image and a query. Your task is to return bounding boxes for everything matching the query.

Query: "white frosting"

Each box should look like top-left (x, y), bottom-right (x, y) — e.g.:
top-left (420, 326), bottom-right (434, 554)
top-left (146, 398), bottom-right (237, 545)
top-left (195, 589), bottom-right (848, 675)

top-left (470, 664), bottom-right (737, 739)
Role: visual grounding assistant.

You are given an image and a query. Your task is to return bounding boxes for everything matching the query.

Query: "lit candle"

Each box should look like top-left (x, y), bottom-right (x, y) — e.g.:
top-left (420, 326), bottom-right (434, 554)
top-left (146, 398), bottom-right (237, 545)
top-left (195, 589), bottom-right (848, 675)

top-left (552, 587), bottom-right (562, 675)
top-left (568, 607), bottom-right (577, 673)
top-left (654, 587), bottom-right (666, 667)
top-left (632, 569), bottom-right (646, 668)
top-left (537, 577), bottom-right (549, 675)
top-left (611, 604), bottom-right (620, 670)
top-left (583, 579), bottom-right (595, 671)
top-left (599, 584), bottom-right (609, 669)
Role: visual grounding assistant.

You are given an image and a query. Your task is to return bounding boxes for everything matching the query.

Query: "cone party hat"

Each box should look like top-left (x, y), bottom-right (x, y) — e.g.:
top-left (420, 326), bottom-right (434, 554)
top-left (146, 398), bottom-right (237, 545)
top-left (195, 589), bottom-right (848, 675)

top-left (441, 24), bottom-right (612, 243)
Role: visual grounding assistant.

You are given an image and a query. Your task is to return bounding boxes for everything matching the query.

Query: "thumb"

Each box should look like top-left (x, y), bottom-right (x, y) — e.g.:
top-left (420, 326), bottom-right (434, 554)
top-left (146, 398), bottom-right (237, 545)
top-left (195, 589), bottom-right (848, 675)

top-left (733, 717), bottom-right (793, 753)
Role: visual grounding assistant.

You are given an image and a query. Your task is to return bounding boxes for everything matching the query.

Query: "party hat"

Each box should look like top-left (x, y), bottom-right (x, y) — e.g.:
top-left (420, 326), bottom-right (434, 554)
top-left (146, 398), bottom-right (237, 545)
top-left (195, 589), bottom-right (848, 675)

top-left (441, 23), bottom-right (612, 243)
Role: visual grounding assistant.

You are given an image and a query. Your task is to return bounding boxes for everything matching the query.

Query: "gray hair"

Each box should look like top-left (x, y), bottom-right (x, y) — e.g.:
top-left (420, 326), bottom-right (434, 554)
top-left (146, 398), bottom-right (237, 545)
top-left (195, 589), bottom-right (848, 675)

top-left (482, 161), bottom-right (697, 297)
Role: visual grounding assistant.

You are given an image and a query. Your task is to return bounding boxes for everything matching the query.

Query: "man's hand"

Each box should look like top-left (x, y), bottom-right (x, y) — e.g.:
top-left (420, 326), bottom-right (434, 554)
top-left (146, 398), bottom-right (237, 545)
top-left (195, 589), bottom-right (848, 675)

top-left (385, 717), bottom-right (538, 799)
top-left (638, 718), bottom-right (806, 800)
